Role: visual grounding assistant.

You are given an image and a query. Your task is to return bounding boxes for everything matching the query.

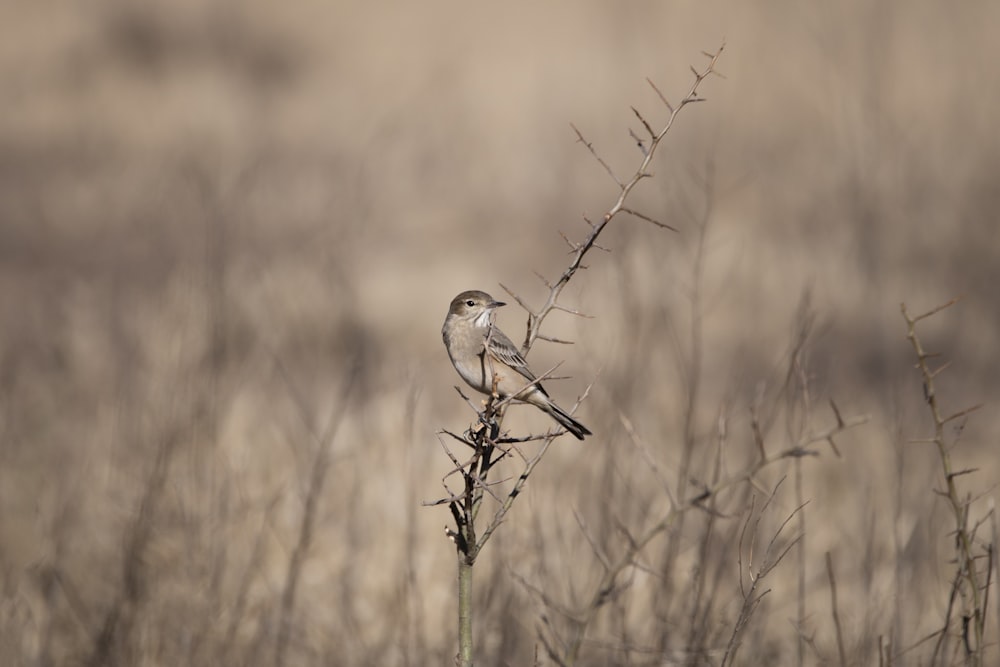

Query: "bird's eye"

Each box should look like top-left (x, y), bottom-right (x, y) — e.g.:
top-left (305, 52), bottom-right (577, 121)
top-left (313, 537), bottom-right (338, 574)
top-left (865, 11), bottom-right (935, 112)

top-left (465, 300), bottom-right (475, 307)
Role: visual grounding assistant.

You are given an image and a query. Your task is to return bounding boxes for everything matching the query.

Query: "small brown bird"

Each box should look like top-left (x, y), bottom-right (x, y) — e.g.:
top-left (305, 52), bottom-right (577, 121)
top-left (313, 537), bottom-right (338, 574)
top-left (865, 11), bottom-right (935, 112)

top-left (442, 290), bottom-right (591, 440)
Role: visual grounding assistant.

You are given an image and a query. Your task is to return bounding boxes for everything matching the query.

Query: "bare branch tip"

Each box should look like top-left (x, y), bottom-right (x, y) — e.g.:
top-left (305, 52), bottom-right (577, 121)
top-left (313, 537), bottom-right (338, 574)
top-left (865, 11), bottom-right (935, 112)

top-left (907, 296), bottom-right (963, 323)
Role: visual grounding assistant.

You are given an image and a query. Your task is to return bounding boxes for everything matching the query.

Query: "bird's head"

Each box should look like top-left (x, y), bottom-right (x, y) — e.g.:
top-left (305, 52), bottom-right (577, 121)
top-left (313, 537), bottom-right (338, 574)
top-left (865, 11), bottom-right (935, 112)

top-left (447, 290), bottom-right (506, 327)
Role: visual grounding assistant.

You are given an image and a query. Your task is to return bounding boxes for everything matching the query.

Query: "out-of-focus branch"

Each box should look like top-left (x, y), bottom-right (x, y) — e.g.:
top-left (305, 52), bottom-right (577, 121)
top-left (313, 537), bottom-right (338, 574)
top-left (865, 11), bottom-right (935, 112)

top-left (721, 484), bottom-right (805, 667)
top-left (273, 358), bottom-right (359, 667)
top-left (901, 299), bottom-right (988, 666)
top-left (557, 401), bottom-right (866, 666)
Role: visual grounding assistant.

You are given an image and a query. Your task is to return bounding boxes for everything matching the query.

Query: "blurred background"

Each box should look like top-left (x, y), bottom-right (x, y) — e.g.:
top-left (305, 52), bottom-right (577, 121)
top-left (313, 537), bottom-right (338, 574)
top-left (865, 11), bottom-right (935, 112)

top-left (2, 1), bottom-right (998, 665)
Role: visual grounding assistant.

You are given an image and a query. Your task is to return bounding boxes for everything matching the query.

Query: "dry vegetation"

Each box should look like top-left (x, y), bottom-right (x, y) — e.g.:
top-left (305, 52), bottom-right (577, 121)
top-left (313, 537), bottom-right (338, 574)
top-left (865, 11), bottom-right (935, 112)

top-left (1, 1), bottom-right (998, 665)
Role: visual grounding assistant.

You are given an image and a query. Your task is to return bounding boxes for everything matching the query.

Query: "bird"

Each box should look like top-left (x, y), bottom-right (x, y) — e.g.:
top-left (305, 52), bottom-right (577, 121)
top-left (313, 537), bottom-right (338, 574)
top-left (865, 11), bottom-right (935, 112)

top-left (442, 290), bottom-right (591, 440)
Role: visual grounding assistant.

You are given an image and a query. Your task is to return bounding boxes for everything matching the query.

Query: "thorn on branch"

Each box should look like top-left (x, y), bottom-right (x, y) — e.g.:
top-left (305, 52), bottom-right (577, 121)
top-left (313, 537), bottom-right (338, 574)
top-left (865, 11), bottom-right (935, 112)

top-left (631, 106), bottom-right (655, 138)
top-left (440, 428), bottom-right (474, 447)
top-left (536, 334), bottom-right (575, 345)
top-left (494, 433), bottom-right (552, 445)
top-left (903, 296), bottom-right (962, 324)
top-left (532, 270), bottom-right (553, 289)
top-left (570, 122), bottom-right (624, 189)
top-left (621, 207), bottom-right (679, 232)
top-left (551, 303), bottom-right (593, 318)
top-left (646, 77), bottom-right (674, 112)
top-left (558, 231), bottom-right (581, 251)
top-left (497, 282), bottom-right (535, 315)
top-left (942, 404), bottom-right (983, 425)
top-left (628, 128), bottom-right (648, 156)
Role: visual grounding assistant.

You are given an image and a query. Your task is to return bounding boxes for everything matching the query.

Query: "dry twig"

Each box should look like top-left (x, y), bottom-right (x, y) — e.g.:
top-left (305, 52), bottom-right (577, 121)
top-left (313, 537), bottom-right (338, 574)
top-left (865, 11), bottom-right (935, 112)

top-left (900, 298), bottom-right (989, 666)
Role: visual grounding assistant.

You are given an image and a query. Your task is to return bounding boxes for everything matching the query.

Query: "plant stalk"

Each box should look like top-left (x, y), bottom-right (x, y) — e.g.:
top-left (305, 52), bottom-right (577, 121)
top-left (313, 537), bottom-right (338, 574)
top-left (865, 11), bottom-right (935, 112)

top-left (457, 554), bottom-right (474, 667)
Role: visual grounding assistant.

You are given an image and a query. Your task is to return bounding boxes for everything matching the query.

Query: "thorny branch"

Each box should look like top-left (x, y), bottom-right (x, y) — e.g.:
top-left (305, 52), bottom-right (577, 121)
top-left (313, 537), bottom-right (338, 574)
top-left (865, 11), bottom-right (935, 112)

top-left (432, 44), bottom-right (727, 564)
top-left (901, 298), bottom-right (989, 666)
top-left (432, 45), bottom-right (726, 666)
top-left (503, 43), bottom-right (726, 357)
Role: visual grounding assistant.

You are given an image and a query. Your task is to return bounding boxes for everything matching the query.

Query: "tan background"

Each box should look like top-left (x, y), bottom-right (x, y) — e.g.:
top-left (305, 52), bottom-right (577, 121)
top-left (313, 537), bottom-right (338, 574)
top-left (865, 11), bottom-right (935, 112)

top-left (2, 1), bottom-right (998, 664)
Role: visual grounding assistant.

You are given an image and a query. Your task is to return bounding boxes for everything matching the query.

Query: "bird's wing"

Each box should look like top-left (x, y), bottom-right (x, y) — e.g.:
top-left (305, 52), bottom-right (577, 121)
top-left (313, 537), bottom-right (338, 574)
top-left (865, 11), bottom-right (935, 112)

top-left (485, 326), bottom-right (537, 382)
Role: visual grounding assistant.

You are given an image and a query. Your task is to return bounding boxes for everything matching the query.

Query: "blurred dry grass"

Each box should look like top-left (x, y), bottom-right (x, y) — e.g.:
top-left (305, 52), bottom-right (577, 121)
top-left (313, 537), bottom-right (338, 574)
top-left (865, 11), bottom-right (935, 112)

top-left (1, 1), bottom-right (998, 665)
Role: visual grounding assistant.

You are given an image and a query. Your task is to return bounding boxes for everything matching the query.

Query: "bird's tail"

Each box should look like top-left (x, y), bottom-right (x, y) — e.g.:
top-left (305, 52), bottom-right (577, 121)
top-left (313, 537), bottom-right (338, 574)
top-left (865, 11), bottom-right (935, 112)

top-left (544, 401), bottom-right (592, 440)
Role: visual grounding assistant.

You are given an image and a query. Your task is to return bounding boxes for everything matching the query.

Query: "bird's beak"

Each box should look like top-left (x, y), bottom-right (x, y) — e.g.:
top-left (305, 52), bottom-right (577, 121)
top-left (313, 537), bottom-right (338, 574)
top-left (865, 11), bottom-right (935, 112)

top-left (489, 300), bottom-right (506, 309)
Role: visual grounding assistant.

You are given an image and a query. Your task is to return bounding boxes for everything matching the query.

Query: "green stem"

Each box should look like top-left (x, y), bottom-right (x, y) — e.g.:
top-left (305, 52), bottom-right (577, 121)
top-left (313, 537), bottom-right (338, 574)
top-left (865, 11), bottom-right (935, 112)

top-left (457, 554), bottom-right (474, 667)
